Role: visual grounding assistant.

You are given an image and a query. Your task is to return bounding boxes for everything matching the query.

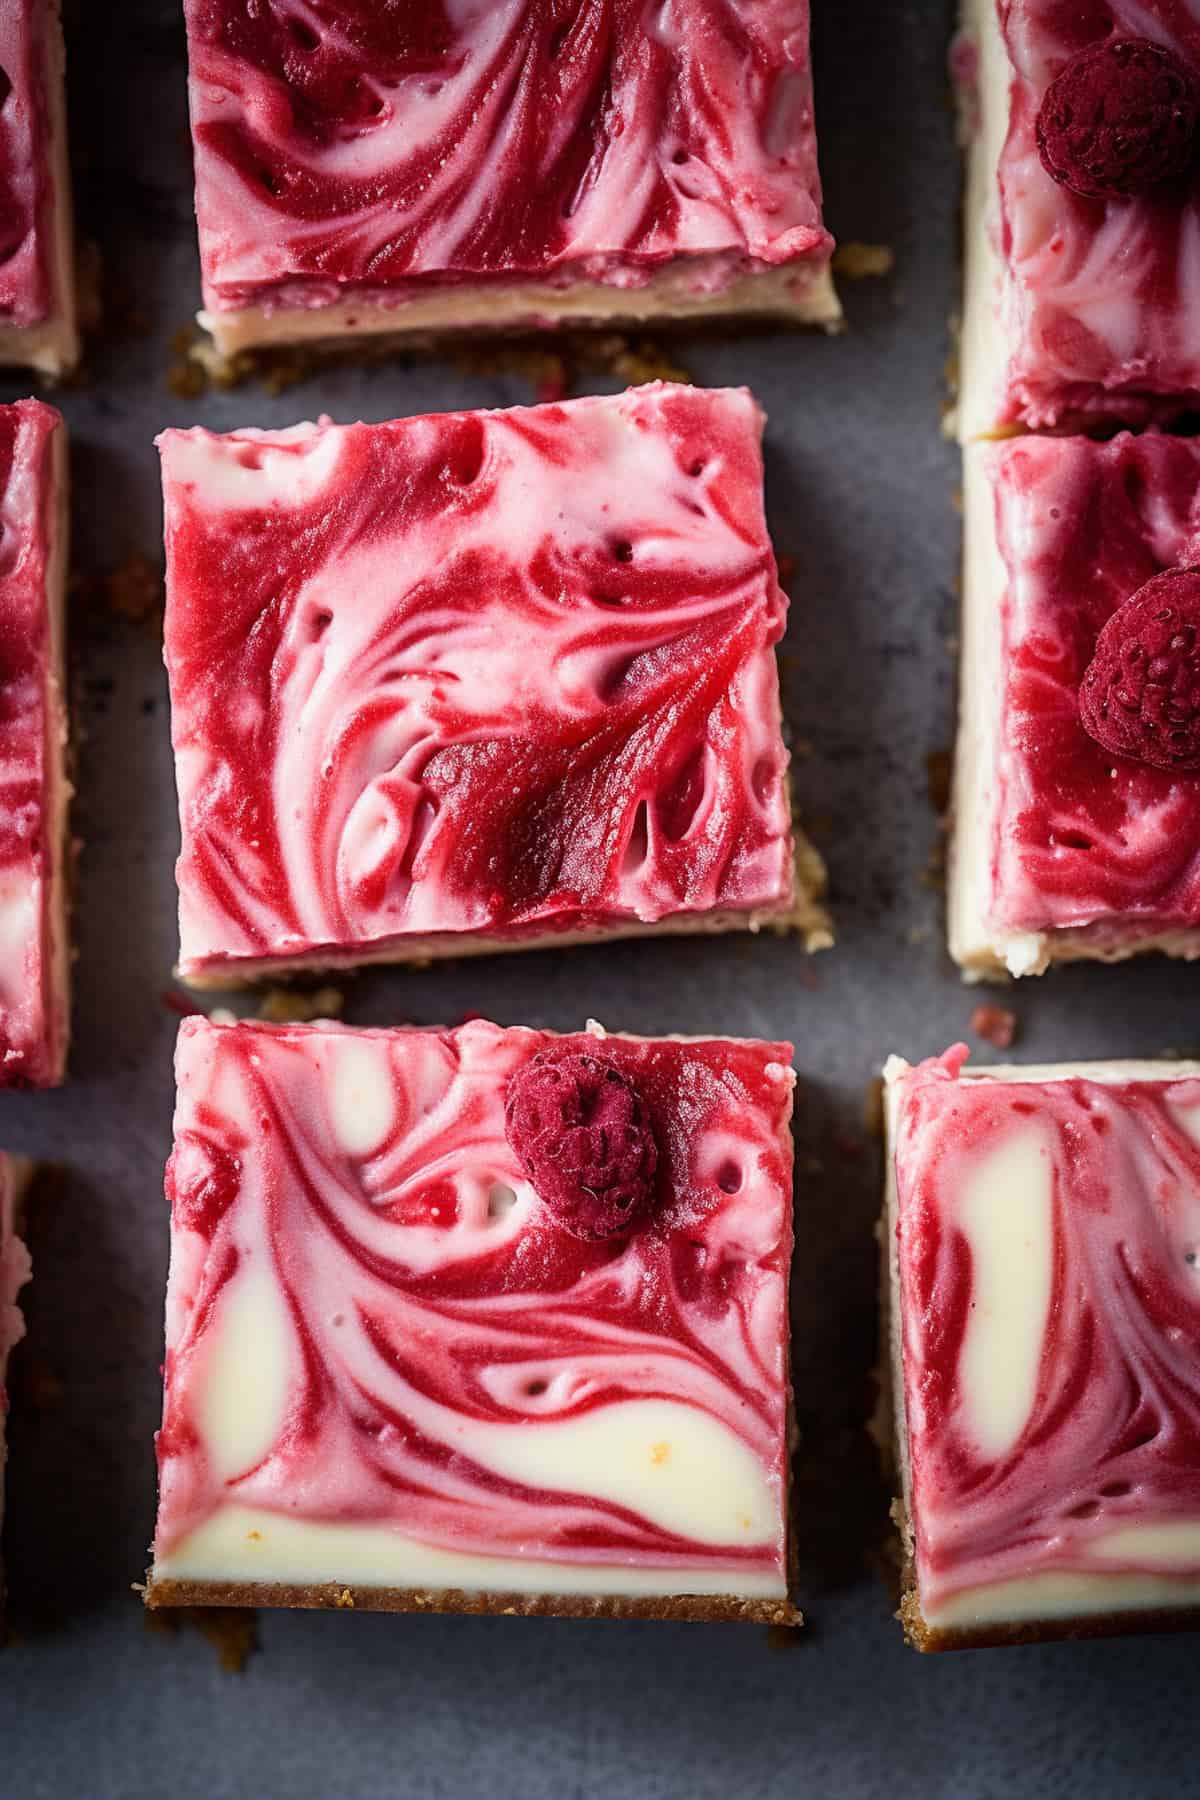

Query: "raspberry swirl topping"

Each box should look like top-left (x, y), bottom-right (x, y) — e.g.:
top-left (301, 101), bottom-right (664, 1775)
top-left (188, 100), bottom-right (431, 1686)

top-left (153, 1018), bottom-right (796, 1594)
top-left (183, 0), bottom-right (831, 313)
top-left (160, 385), bottom-right (795, 980)
top-left (893, 1050), bottom-right (1200, 1625)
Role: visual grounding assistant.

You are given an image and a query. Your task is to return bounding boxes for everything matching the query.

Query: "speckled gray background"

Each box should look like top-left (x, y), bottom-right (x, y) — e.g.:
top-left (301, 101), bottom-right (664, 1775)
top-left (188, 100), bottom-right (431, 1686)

top-left (0, 3), bottom-right (1195, 1796)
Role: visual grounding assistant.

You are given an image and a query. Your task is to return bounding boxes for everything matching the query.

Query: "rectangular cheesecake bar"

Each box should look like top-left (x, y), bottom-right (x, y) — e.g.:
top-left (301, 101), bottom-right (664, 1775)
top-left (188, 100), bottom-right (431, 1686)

top-left (955, 0), bottom-right (1200, 439)
top-left (0, 1154), bottom-right (32, 1573)
top-left (885, 1048), bottom-right (1200, 1651)
top-left (161, 382), bottom-right (828, 987)
top-left (146, 1015), bottom-right (798, 1622)
top-left (182, 0), bottom-right (839, 357)
top-left (952, 433), bottom-right (1200, 979)
top-left (0, 0), bottom-right (77, 377)
top-left (0, 399), bottom-right (70, 1084)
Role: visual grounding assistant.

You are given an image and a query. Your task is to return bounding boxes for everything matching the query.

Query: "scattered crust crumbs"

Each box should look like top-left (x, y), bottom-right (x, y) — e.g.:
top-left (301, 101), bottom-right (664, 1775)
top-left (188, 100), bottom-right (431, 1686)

top-left (969, 1003), bottom-right (1018, 1050)
top-left (146, 1607), bottom-right (259, 1673)
top-left (76, 555), bottom-right (163, 626)
top-left (172, 318), bottom-right (692, 404)
top-left (832, 242), bottom-right (895, 279)
top-left (257, 986), bottom-right (345, 1024)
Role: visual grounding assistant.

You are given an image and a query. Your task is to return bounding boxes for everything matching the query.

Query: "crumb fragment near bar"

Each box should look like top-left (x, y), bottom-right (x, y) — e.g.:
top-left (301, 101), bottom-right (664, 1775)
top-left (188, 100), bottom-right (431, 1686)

top-left (968, 1003), bottom-right (1017, 1049)
top-left (831, 243), bottom-right (895, 279)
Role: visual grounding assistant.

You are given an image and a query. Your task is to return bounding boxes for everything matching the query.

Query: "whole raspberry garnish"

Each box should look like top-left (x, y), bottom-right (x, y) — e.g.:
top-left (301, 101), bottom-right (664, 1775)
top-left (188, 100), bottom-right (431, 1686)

top-left (1079, 569), bottom-right (1200, 771)
top-left (1036, 37), bottom-right (1200, 199)
top-left (504, 1050), bottom-right (658, 1240)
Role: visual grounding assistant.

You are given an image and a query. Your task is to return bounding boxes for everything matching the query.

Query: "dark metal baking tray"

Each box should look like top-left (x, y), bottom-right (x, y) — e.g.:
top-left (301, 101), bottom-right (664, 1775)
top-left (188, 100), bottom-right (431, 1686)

top-left (0, 4), bottom-right (1194, 1796)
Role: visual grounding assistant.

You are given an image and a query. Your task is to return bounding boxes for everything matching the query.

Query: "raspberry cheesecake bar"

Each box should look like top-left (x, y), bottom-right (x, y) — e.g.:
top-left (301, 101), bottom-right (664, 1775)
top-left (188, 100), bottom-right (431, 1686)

top-left (0, 0), bottom-right (77, 376)
top-left (182, 0), bottom-right (839, 357)
top-left (885, 1048), bottom-right (1200, 1650)
top-left (145, 1016), bottom-right (798, 1621)
top-left (956, 3), bottom-right (1200, 438)
top-left (952, 431), bottom-right (1200, 978)
top-left (0, 400), bottom-right (70, 1083)
top-left (161, 383), bottom-right (826, 987)
top-left (0, 1154), bottom-right (31, 1565)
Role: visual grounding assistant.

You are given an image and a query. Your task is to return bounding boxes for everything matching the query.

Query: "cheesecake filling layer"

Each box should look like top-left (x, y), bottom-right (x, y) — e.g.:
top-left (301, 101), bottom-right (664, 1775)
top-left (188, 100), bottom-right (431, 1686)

top-left (890, 1049), bottom-right (1200, 1630)
top-left (953, 433), bottom-right (1200, 978)
top-left (956, 0), bottom-right (1200, 436)
top-left (0, 399), bottom-right (68, 1085)
top-left (151, 1017), bottom-right (795, 1599)
top-left (184, 0), bottom-right (834, 336)
top-left (161, 385), bottom-right (800, 982)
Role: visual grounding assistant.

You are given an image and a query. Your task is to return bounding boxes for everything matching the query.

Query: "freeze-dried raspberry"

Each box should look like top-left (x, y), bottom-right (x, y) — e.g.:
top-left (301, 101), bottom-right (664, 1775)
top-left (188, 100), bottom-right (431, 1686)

top-left (1036, 37), bottom-right (1200, 199)
top-left (504, 1049), bottom-right (658, 1240)
top-left (1079, 569), bottom-right (1200, 771)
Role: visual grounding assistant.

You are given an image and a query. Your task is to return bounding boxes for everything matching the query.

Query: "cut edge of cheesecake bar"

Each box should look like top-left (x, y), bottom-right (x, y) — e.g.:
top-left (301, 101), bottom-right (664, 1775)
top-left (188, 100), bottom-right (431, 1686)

top-left (883, 1053), bottom-right (1200, 1652)
top-left (197, 260), bottom-right (842, 361)
top-left (43, 412), bottom-right (71, 1080)
top-left (953, 0), bottom-right (1020, 447)
top-left (949, 443), bottom-right (1200, 982)
top-left (0, 1), bottom-right (78, 380)
top-left (177, 834), bottom-right (833, 990)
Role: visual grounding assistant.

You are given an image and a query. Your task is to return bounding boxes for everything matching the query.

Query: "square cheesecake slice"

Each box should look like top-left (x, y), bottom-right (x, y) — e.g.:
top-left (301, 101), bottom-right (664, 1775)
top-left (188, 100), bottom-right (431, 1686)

top-left (0, 1154), bottom-right (32, 1568)
top-left (952, 432), bottom-right (1200, 980)
top-left (0, 0), bottom-right (77, 377)
top-left (146, 1016), bottom-right (798, 1622)
top-left (160, 382), bottom-right (828, 987)
top-left (955, 1), bottom-right (1200, 439)
top-left (0, 399), bottom-right (70, 1084)
top-left (182, 0), bottom-right (839, 358)
top-left (885, 1048), bottom-right (1200, 1651)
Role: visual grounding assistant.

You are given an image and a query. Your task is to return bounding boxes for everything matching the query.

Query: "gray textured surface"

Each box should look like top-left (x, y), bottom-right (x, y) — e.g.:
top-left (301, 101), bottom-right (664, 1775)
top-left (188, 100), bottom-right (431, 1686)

top-left (0, 3), bottom-right (1196, 1796)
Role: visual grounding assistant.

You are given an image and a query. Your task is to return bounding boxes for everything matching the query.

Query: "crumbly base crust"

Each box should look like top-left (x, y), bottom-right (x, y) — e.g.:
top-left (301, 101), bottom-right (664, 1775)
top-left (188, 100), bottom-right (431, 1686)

top-left (142, 1574), bottom-right (800, 1624)
top-left (180, 837), bottom-right (832, 989)
top-left (199, 260), bottom-right (841, 359)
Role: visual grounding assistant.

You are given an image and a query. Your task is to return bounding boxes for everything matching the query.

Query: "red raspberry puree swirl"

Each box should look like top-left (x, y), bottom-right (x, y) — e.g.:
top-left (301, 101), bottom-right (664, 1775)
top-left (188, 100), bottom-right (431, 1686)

top-left (893, 1049), bottom-right (1200, 1626)
top-left (153, 1018), bottom-right (795, 1597)
top-left (159, 384), bottom-right (796, 981)
top-left (183, 0), bottom-right (831, 315)
top-left (986, 432), bottom-right (1200, 948)
top-left (991, 3), bottom-right (1200, 428)
top-left (0, 399), bottom-right (63, 1086)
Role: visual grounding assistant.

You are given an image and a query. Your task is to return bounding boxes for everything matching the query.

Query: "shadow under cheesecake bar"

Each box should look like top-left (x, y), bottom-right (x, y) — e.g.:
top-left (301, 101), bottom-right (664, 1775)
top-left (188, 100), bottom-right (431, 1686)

top-left (0, 399), bottom-right (70, 1085)
top-left (182, 0), bottom-right (839, 359)
top-left (145, 1016), bottom-right (799, 1623)
top-left (0, 1153), bottom-right (32, 1588)
top-left (884, 1048), bottom-right (1200, 1651)
top-left (160, 382), bottom-right (829, 987)
top-left (0, 0), bottom-right (77, 378)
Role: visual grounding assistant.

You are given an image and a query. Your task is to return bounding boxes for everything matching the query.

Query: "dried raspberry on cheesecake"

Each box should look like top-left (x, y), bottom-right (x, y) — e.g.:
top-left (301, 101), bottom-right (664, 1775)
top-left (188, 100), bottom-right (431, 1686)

top-left (181, 0), bottom-right (839, 357)
top-left (0, 399), bottom-right (70, 1083)
top-left (0, 1153), bottom-right (31, 1579)
top-left (951, 432), bottom-right (1200, 979)
top-left (885, 1049), bottom-right (1200, 1651)
top-left (0, 0), bottom-right (77, 376)
top-left (955, 2), bottom-right (1200, 437)
top-left (145, 1016), bottom-right (798, 1622)
top-left (160, 383), bottom-right (827, 987)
